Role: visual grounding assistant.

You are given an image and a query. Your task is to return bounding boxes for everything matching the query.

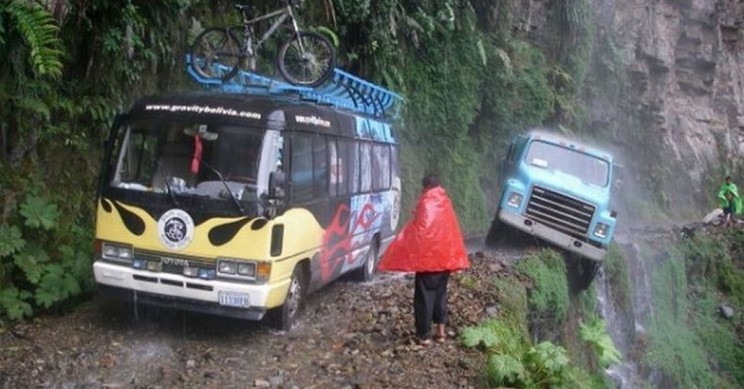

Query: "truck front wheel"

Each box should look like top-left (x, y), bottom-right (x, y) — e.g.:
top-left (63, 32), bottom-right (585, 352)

top-left (485, 217), bottom-right (507, 247)
top-left (567, 254), bottom-right (601, 292)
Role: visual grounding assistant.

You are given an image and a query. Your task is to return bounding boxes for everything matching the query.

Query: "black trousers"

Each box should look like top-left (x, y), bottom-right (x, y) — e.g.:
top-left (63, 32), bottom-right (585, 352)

top-left (414, 271), bottom-right (450, 339)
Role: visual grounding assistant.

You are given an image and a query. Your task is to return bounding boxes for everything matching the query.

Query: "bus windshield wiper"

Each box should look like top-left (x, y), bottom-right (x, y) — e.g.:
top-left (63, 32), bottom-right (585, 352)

top-left (197, 159), bottom-right (246, 215)
top-left (157, 162), bottom-right (181, 207)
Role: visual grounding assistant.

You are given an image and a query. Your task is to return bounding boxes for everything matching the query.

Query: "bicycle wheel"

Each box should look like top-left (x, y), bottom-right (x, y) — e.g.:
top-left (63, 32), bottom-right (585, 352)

top-left (277, 31), bottom-right (336, 87)
top-left (190, 28), bottom-right (242, 81)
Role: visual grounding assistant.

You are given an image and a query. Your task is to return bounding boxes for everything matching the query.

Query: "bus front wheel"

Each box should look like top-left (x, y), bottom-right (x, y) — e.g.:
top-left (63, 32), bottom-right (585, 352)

top-left (353, 242), bottom-right (379, 282)
top-left (269, 265), bottom-right (306, 331)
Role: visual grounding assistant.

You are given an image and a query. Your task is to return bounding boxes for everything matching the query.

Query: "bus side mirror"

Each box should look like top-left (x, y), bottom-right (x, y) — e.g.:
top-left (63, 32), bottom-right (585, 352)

top-left (268, 171), bottom-right (286, 200)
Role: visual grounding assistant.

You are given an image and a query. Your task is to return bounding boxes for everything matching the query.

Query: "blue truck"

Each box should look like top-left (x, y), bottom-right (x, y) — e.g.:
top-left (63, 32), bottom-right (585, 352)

top-left (487, 130), bottom-right (617, 282)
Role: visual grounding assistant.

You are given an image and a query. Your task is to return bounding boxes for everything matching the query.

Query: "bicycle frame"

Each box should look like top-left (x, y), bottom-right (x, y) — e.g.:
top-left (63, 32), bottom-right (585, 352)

top-left (239, 3), bottom-right (303, 56)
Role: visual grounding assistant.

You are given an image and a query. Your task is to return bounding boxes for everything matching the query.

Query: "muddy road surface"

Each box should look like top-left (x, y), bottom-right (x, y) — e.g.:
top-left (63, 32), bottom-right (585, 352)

top-left (0, 245), bottom-right (522, 389)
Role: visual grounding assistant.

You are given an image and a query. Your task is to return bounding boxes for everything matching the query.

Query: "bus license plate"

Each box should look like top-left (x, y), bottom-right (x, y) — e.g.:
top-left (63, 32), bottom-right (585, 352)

top-left (218, 292), bottom-right (250, 308)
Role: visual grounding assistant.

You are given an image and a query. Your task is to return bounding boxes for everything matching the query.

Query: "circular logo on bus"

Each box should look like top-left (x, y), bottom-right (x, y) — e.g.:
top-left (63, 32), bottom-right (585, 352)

top-left (157, 209), bottom-right (194, 250)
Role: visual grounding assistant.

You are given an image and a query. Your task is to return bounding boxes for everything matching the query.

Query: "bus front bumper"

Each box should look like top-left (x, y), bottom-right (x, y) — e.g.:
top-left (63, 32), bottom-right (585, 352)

top-left (498, 210), bottom-right (606, 261)
top-left (94, 261), bottom-right (289, 320)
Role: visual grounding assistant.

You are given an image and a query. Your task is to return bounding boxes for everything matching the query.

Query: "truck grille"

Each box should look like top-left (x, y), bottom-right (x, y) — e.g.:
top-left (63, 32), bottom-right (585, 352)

top-left (525, 186), bottom-right (595, 240)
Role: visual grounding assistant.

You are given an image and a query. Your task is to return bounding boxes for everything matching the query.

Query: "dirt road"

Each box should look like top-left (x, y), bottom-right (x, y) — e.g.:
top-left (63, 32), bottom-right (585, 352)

top-left (0, 248), bottom-right (517, 389)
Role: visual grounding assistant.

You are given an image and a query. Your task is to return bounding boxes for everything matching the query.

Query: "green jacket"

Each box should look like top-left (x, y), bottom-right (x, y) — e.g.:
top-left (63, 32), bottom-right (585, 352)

top-left (718, 182), bottom-right (743, 214)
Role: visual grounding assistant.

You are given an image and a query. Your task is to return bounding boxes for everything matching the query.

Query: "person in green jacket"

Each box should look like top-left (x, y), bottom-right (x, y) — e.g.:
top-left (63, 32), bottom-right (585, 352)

top-left (718, 176), bottom-right (742, 227)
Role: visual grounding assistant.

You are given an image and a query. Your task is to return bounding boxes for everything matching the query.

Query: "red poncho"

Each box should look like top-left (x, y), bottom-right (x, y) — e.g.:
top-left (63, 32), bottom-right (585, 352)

top-left (378, 186), bottom-right (469, 273)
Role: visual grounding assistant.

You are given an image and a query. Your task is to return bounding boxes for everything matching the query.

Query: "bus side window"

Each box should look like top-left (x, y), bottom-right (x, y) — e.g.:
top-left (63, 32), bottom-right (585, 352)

top-left (336, 140), bottom-right (348, 196)
top-left (329, 139), bottom-right (337, 196)
top-left (313, 135), bottom-right (328, 197)
top-left (372, 144), bottom-right (390, 190)
top-left (290, 134), bottom-right (314, 202)
top-left (360, 142), bottom-right (372, 192)
top-left (348, 140), bottom-right (360, 194)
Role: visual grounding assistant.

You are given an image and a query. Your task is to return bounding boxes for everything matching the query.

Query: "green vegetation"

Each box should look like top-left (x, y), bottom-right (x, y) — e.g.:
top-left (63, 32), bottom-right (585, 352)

top-left (643, 231), bottom-right (744, 388)
top-left (462, 248), bottom-right (615, 388)
top-left (603, 243), bottom-right (631, 313)
top-left (579, 317), bottom-right (621, 369)
top-left (0, 193), bottom-right (92, 319)
top-left (515, 249), bottom-right (570, 323)
top-left (3, 0), bottom-right (743, 386)
top-left (461, 317), bottom-right (586, 388)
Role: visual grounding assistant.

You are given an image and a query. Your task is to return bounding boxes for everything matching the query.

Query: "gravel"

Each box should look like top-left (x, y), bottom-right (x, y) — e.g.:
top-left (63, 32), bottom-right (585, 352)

top-left (0, 248), bottom-right (520, 389)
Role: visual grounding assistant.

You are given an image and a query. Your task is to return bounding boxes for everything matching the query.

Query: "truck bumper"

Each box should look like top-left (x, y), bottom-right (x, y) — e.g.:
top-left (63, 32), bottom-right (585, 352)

top-left (499, 210), bottom-right (606, 261)
top-left (94, 261), bottom-right (289, 320)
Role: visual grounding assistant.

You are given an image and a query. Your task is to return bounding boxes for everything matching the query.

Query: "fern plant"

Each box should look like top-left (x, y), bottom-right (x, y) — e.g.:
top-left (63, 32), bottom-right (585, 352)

top-left (4, 0), bottom-right (63, 78)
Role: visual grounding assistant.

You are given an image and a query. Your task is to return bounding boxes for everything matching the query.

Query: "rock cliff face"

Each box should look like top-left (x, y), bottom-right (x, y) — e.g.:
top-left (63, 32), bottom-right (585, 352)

top-left (510, 0), bottom-right (744, 215)
top-left (609, 0), bottom-right (744, 211)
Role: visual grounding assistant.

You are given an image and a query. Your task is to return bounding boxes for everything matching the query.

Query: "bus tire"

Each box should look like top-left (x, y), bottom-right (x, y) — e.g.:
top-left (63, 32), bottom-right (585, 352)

top-left (353, 242), bottom-right (379, 282)
top-left (269, 264), bottom-right (306, 331)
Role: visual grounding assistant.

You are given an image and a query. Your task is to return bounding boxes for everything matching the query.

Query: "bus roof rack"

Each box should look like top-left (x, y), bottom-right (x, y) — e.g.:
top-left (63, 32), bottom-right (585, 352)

top-left (185, 55), bottom-right (403, 120)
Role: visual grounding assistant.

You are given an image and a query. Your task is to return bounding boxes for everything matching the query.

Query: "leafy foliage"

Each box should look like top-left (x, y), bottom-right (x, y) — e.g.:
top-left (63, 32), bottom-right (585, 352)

top-left (461, 319), bottom-right (584, 388)
top-left (486, 354), bottom-right (526, 386)
top-left (0, 0), bottom-right (202, 322)
top-left (645, 248), bottom-right (721, 388)
top-left (579, 317), bottom-right (621, 368)
top-left (461, 326), bottom-right (497, 349)
top-left (4, 1), bottom-right (63, 78)
top-left (19, 195), bottom-right (59, 230)
top-left (640, 232), bottom-right (744, 388)
top-left (524, 341), bottom-right (571, 388)
top-left (0, 225), bottom-right (25, 257)
top-left (515, 249), bottom-right (570, 322)
top-left (602, 243), bottom-right (631, 312)
top-left (0, 193), bottom-right (90, 320)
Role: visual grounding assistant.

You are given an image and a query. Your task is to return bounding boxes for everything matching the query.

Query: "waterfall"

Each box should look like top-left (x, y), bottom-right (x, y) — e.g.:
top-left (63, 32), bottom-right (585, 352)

top-left (597, 239), bottom-right (653, 388)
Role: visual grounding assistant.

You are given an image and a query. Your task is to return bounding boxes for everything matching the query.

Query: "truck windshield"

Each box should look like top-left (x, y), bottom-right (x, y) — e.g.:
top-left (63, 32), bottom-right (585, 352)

top-left (108, 119), bottom-right (274, 202)
top-left (524, 140), bottom-right (610, 187)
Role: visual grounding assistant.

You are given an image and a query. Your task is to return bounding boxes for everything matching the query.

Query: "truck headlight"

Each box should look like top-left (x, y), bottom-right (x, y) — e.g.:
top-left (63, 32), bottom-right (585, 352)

top-left (593, 222), bottom-right (609, 239)
top-left (507, 193), bottom-right (523, 208)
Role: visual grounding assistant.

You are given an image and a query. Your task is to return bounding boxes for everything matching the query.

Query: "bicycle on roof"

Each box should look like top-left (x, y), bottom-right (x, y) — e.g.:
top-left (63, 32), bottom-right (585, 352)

top-left (189, 0), bottom-right (336, 87)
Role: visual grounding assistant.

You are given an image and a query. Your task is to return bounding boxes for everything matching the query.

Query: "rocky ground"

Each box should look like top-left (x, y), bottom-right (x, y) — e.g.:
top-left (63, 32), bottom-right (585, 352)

top-left (0, 246), bottom-right (523, 389)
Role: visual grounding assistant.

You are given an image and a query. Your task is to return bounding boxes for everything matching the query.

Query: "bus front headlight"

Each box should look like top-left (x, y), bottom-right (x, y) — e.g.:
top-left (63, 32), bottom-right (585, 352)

top-left (218, 258), bottom-right (267, 282)
top-left (237, 262), bottom-right (256, 277)
top-left (100, 241), bottom-right (133, 264)
top-left (217, 260), bottom-right (237, 275)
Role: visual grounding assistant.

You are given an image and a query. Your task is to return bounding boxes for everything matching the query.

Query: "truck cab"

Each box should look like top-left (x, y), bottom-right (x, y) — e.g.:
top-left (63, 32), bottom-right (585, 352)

top-left (491, 130), bottom-right (617, 262)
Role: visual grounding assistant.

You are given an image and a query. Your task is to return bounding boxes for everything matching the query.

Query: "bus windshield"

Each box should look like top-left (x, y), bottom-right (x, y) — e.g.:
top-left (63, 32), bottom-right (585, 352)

top-left (524, 140), bottom-right (610, 187)
top-left (108, 119), bottom-right (282, 202)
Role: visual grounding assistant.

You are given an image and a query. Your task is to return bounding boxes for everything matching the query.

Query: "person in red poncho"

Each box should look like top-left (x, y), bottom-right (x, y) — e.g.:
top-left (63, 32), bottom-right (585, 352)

top-left (378, 174), bottom-right (469, 345)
